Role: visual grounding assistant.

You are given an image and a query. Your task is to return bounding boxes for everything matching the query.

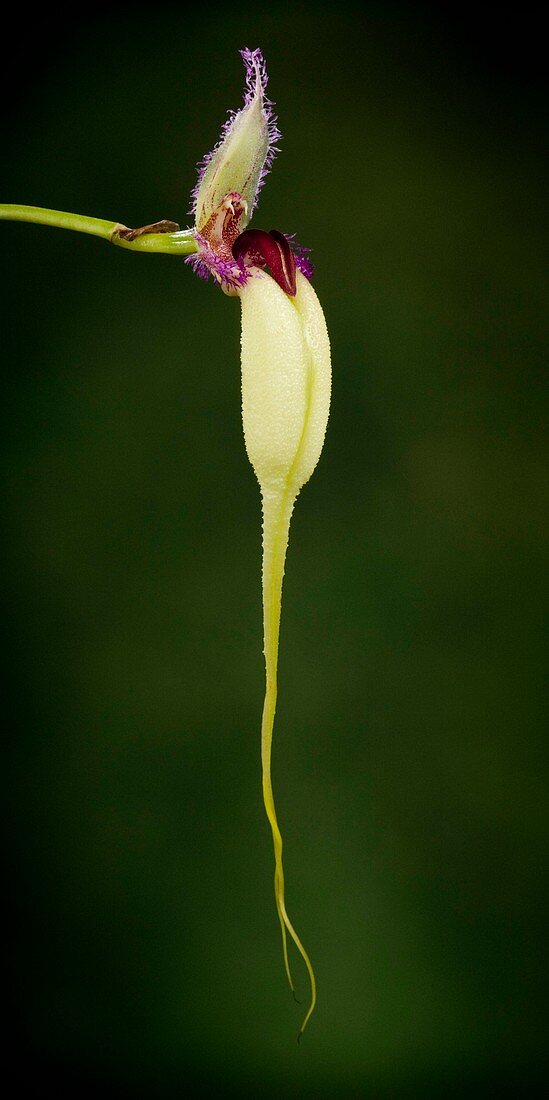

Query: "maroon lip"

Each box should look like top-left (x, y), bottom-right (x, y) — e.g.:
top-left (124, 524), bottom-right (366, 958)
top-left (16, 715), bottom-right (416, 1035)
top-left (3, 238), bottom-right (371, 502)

top-left (233, 229), bottom-right (297, 296)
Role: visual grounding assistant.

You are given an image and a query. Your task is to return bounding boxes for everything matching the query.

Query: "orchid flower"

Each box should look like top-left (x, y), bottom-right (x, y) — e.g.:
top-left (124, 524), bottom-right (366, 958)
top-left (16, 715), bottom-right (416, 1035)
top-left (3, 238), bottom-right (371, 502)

top-left (0, 46), bottom-right (331, 1039)
top-left (187, 48), bottom-right (331, 1038)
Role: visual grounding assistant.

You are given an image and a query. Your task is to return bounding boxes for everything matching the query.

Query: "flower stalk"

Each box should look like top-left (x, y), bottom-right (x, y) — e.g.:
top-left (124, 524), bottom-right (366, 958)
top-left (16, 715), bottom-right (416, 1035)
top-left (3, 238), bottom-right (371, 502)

top-left (0, 204), bottom-right (199, 255)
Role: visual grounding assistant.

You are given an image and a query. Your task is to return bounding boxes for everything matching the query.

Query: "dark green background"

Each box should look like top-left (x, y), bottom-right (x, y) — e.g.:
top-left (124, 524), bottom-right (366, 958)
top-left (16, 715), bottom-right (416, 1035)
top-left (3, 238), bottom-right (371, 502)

top-left (2, 3), bottom-right (547, 1095)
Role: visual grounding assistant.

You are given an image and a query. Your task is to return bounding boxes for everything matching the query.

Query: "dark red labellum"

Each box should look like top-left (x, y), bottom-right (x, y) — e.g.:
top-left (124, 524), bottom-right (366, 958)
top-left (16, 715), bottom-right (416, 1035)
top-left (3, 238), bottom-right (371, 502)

top-left (232, 229), bottom-right (297, 296)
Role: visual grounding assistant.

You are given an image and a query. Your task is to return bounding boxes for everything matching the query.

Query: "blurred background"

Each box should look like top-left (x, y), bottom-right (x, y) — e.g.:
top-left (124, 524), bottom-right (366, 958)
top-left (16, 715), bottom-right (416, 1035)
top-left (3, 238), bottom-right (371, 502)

top-left (1, 2), bottom-right (547, 1095)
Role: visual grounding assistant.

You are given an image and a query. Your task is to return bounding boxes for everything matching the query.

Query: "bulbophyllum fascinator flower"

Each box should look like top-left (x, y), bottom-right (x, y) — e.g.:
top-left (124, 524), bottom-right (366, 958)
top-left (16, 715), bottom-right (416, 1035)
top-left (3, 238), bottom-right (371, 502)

top-left (187, 48), bottom-right (331, 1039)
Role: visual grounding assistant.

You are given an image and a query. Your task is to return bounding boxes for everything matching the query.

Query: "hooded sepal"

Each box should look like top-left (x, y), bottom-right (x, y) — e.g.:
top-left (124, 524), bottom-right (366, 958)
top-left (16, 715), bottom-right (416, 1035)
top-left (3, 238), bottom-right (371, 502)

top-left (191, 48), bottom-right (280, 234)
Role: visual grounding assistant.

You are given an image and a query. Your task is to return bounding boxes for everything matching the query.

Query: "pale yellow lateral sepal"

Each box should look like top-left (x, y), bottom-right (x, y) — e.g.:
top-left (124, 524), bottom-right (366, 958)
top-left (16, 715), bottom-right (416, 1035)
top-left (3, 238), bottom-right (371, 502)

top-left (239, 270), bottom-right (331, 1037)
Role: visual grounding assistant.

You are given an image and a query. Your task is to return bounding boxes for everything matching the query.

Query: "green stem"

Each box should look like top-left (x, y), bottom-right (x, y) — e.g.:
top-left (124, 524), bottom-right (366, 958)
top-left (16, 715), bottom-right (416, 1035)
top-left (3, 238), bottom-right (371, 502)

top-left (0, 204), bottom-right (199, 255)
